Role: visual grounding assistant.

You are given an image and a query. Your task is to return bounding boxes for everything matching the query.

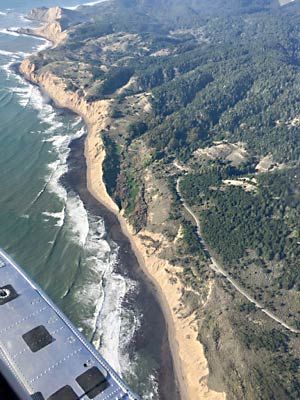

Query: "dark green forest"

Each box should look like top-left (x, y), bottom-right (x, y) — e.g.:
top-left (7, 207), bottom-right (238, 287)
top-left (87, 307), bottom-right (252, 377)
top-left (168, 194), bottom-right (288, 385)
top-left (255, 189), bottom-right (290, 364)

top-left (27, 0), bottom-right (300, 398)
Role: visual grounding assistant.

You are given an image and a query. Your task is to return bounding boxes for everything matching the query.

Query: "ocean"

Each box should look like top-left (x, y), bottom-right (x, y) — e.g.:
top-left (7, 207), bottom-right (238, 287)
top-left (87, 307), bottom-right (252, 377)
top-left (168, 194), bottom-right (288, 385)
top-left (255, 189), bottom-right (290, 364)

top-left (0, 1), bottom-right (179, 399)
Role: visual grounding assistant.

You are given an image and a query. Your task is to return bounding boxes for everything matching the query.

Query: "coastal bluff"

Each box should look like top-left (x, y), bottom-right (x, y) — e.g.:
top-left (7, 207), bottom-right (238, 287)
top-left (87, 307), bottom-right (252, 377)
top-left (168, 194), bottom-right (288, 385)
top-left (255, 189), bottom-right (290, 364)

top-left (17, 6), bottom-right (83, 44)
top-left (26, 6), bottom-right (65, 22)
top-left (19, 54), bottom-right (225, 400)
top-left (18, 5), bottom-right (227, 400)
top-left (26, 6), bottom-right (82, 24)
top-left (16, 1), bottom-right (300, 399)
top-left (20, 57), bottom-right (118, 217)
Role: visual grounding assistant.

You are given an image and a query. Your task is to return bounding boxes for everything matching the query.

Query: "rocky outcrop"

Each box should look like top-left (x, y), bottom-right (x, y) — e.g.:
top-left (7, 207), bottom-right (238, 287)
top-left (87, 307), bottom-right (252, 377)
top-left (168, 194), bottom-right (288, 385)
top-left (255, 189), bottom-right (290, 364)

top-left (17, 21), bottom-right (67, 44)
top-left (20, 6), bottom-right (85, 45)
top-left (26, 6), bottom-right (82, 24)
top-left (26, 6), bottom-right (63, 22)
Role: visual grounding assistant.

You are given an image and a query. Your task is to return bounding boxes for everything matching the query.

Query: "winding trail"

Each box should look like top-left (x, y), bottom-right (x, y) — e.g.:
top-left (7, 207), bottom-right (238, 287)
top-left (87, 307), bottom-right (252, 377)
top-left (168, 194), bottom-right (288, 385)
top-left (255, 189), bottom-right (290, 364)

top-left (176, 175), bottom-right (300, 334)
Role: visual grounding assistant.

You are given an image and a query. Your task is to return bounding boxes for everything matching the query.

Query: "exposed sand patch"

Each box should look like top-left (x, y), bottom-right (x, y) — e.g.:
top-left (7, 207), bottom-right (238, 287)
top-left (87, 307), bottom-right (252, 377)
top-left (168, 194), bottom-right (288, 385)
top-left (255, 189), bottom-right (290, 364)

top-left (255, 154), bottom-right (285, 173)
top-left (287, 116), bottom-right (300, 127)
top-left (194, 142), bottom-right (248, 167)
top-left (115, 76), bottom-right (138, 95)
top-left (174, 225), bottom-right (184, 243)
top-left (130, 231), bottom-right (227, 400)
top-left (150, 48), bottom-right (172, 57)
top-left (20, 36), bottom-right (226, 400)
top-left (125, 92), bottom-right (153, 114)
top-left (99, 33), bottom-right (138, 53)
top-left (170, 27), bottom-right (209, 43)
top-left (223, 177), bottom-right (257, 192)
top-left (255, 154), bottom-right (273, 172)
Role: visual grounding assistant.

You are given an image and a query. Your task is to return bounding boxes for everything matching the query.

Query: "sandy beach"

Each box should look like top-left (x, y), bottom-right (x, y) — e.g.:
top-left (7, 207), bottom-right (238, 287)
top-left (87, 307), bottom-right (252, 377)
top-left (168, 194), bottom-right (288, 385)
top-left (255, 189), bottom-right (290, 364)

top-left (83, 93), bottom-right (226, 400)
top-left (20, 55), bottom-right (226, 400)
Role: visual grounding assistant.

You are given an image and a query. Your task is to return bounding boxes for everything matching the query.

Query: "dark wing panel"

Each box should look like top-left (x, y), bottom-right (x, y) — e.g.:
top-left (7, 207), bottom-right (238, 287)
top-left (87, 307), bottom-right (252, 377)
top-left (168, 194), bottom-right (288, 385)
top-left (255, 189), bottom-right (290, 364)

top-left (0, 248), bottom-right (139, 400)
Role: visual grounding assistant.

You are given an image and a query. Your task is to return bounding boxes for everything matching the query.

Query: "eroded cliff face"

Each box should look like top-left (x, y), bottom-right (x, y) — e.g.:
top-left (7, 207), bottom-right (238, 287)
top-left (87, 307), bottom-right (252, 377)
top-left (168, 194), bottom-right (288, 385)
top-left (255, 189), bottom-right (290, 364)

top-left (19, 64), bottom-right (110, 129)
top-left (17, 21), bottom-right (66, 45)
top-left (26, 6), bottom-right (81, 23)
top-left (20, 57), bottom-right (118, 215)
top-left (19, 18), bottom-right (226, 396)
top-left (19, 56), bottom-right (225, 400)
top-left (20, 6), bottom-right (83, 44)
top-left (34, 21), bottom-right (67, 44)
top-left (27, 6), bottom-right (64, 22)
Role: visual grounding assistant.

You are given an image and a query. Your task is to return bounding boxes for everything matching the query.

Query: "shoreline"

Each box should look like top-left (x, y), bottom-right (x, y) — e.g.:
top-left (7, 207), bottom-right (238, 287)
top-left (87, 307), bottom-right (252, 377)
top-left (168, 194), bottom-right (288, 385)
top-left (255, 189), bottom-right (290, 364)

top-left (17, 60), bottom-right (181, 398)
top-left (64, 135), bottom-right (180, 400)
top-left (19, 36), bottom-right (226, 400)
top-left (85, 119), bottom-right (226, 400)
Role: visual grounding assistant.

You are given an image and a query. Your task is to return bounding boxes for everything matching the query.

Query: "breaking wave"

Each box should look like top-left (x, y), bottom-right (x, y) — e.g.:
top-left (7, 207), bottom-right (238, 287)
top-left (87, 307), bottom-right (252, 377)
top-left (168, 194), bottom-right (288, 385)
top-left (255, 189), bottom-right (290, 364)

top-left (66, 0), bottom-right (108, 10)
top-left (8, 48), bottom-right (140, 381)
top-left (0, 7), bottom-right (145, 395)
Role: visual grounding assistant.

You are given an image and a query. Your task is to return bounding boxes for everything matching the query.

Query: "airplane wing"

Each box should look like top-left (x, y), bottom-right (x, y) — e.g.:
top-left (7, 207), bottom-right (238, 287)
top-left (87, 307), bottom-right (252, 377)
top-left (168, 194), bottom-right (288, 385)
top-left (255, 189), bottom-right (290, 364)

top-left (0, 248), bottom-right (140, 400)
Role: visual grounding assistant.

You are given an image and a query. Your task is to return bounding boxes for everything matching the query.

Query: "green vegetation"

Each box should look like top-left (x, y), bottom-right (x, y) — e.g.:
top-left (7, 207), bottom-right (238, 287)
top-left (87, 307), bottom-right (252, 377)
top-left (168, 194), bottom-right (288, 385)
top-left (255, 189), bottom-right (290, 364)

top-left (27, 0), bottom-right (300, 397)
top-left (102, 134), bottom-right (121, 207)
top-left (181, 221), bottom-right (203, 255)
top-left (180, 168), bottom-right (300, 290)
top-left (87, 67), bottom-right (134, 101)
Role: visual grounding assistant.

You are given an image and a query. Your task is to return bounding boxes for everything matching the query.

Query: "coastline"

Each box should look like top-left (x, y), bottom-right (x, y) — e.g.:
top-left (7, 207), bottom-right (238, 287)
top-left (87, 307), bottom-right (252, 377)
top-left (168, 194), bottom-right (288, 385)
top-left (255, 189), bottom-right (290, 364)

top-left (64, 135), bottom-right (180, 400)
top-left (86, 121), bottom-right (226, 400)
top-left (19, 45), bottom-right (226, 400)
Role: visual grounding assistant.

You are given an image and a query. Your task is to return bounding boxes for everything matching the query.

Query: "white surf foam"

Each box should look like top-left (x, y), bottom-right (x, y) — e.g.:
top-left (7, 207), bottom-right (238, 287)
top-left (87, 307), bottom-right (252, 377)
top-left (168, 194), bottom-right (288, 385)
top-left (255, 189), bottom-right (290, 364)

top-left (11, 79), bottom-right (63, 135)
top-left (13, 85), bottom-right (33, 107)
top-left (66, 195), bottom-right (89, 246)
top-left (66, 0), bottom-right (107, 10)
top-left (0, 49), bottom-right (14, 57)
top-left (34, 39), bottom-right (51, 53)
top-left (46, 127), bottom-right (85, 150)
top-left (80, 248), bottom-right (124, 372)
top-left (43, 210), bottom-right (65, 227)
top-left (10, 75), bottom-right (87, 218)
top-left (0, 50), bottom-right (30, 79)
top-left (0, 28), bottom-right (20, 37)
top-left (97, 269), bottom-right (128, 375)
top-left (1, 61), bottom-right (15, 78)
top-left (81, 0), bottom-right (108, 5)
top-left (71, 116), bottom-right (82, 128)
top-left (119, 288), bottom-right (141, 362)
top-left (47, 160), bottom-right (68, 202)
top-left (17, 51), bottom-right (31, 57)
top-left (4, 25), bottom-right (139, 382)
top-left (0, 12), bottom-right (7, 16)
top-left (74, 215), bottom-right (139, 377)
top-left (143, 375), bottom-right (159, 400)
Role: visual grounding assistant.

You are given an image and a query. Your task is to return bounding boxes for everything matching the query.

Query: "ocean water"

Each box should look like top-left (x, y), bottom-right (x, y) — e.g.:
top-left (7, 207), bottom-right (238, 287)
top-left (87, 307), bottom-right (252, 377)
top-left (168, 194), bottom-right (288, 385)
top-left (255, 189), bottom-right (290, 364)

top-left (0, 1), bottom-right (162, 398)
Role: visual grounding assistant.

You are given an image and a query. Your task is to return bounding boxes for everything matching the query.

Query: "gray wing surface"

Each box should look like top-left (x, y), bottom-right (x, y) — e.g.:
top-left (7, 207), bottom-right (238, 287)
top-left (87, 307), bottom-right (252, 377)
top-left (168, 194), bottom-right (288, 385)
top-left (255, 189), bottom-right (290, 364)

top-left (0, 248), bottom-right (140, 400)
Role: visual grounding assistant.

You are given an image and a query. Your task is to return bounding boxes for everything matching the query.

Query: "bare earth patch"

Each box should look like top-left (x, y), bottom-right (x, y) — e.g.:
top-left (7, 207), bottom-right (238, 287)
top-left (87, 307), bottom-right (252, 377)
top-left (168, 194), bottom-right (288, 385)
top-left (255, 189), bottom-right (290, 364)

top-left (222, 178), bottom-right (257, 192)
top-left (150, 48), bottom-right (172, 57)
top-left (255, 154), bottom-right (285, 173)
top-left (194, 142), bottom-right (248, 167)
top-left (287, 116), bottom-right (300, 127)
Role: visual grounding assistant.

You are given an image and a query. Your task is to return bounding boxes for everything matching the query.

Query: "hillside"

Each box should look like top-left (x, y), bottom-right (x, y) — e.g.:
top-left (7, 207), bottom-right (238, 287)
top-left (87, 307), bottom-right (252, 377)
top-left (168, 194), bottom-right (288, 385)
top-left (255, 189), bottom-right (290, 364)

top-left (20, 0), bottom-right (300, 398)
